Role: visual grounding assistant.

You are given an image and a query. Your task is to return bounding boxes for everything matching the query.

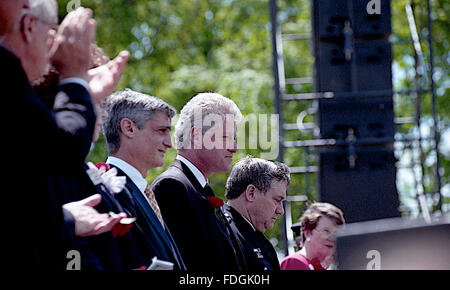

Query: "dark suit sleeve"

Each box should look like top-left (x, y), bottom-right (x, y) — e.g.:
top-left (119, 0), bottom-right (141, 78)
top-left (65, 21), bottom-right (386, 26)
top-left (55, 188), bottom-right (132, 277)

top-left (62, 208), bottom-right (76, 242)
top-left (26, 82), bottom-right (96, 170)
top-left (51, 83), bottom-right (96, 167)
top-left (3, 45), bottom-right (96, 170)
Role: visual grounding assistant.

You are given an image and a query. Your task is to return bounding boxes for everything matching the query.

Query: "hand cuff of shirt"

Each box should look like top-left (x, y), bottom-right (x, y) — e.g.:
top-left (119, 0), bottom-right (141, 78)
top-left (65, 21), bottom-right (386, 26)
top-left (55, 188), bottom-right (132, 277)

top-left (60, 77), bottom-right (89, 92)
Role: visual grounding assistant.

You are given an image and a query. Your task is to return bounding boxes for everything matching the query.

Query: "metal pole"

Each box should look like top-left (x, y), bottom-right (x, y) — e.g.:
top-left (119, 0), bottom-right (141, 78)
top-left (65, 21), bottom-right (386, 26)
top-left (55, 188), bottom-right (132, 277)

top-left (269, 0), bottom-right (288, 256)
top-left (407, 1), bottom-right (430, 221)
top-left (305, 146), bottom-right (311, 201)
top-left (426, 0), bottom-right (442, 211)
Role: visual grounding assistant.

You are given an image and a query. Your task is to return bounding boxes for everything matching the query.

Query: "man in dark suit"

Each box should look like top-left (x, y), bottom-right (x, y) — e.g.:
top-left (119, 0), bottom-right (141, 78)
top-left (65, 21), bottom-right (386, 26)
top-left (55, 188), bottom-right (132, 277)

top-left (103, 89), bottom-right (186, 270)
top-left (151, 92), bottom-right (245, 271)
top-left (32, 36), bottom-right (134, 270)
top-left (224, 157), bottom-right (291, 270)
top-left (1, 2), bottom-right (128, 270)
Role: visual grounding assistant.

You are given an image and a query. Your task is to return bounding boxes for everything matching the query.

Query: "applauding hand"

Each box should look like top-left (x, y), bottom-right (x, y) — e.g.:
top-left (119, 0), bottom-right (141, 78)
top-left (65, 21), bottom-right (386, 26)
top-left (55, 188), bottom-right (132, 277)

top-left (87, 50), bottom-right (129, 103)
top-left (50, 7), bottom-right (96, 80)
top-left (63, 194), bottom-right (127, 237)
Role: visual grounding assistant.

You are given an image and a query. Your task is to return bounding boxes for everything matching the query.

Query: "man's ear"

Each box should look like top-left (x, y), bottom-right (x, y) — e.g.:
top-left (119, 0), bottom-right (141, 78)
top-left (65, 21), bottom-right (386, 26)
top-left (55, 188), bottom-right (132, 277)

top-left (20, 14), bottom-right (35, 44)
top-left (304, 228), bottom-right (312, 240)
top-left (120, 118), bottom-right (136, 138)
top-left (244, 184), bottom-right (258, 202)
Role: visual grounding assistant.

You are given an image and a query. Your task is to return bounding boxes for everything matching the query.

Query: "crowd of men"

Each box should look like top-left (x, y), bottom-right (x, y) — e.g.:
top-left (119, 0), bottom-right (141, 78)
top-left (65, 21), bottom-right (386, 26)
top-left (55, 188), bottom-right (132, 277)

top-left (2, 0), bottom-right (292, 271)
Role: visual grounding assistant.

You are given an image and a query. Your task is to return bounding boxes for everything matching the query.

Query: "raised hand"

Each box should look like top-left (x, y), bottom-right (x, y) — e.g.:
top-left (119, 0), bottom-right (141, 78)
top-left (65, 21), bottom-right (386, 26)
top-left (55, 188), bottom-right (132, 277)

top-left (50, 7), bottom-right (96, 80)
top-left (63, 194), bottom-right (127, 237)
top-left (87, 50), bottom-right (130, 103)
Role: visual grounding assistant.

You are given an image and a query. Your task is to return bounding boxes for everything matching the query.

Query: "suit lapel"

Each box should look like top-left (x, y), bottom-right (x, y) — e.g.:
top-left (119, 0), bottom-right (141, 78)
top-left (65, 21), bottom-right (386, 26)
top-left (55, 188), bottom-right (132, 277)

top-left (113, 166), bottom-right (170, 243)
top-left (128, 178), bottom-right (187, 269)
top-left (110, 164), bottom-right (183, 268)
top-left (174, 160), bottom-right (207, 199)
top-left (175, 159), bottom-right (240, 267)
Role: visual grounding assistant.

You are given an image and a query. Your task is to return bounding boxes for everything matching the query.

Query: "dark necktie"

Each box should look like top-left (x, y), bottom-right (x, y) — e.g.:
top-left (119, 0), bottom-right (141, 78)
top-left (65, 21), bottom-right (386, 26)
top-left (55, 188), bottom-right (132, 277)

top-left (204, 183), bottom-right (244, 270)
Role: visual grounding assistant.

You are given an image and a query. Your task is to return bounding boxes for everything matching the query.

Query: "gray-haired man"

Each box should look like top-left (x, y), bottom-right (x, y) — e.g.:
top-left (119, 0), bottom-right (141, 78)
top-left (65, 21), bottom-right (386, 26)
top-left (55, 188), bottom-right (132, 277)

top-left (103, 88), bottom-right (185, 270)
top-left (224, 156), bottom-right (290, 270)
top-left (151, 92), bottom-right (244, 271)
top-left (1, 0), bottom-right (128, 270)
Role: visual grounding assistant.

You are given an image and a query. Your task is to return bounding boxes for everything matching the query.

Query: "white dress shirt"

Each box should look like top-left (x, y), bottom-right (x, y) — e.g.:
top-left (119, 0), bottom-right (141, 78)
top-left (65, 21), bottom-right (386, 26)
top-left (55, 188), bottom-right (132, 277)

top-left (106, 156), bottom-right (149, 201)
top-left (176, 155), bottom-right (208, 188)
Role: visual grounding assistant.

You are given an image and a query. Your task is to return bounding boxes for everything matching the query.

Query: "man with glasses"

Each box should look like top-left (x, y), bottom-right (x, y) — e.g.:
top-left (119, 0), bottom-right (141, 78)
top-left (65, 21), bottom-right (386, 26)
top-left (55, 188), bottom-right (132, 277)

top-left (1, 0), bottom-right (129, 270)
top-left (4, 1), bottom-right (59, 82)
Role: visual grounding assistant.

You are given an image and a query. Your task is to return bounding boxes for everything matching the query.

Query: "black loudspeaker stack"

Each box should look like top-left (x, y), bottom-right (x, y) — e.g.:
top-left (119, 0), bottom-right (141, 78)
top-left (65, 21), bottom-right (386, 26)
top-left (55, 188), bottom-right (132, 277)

top-left (312, 0), bottom-right (400, 222)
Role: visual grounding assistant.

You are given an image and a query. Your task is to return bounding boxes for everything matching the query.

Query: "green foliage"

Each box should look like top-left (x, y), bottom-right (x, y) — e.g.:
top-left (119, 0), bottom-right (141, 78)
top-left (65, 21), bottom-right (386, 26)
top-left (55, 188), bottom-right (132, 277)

top-left (58, 0), bottom-right (448, 252)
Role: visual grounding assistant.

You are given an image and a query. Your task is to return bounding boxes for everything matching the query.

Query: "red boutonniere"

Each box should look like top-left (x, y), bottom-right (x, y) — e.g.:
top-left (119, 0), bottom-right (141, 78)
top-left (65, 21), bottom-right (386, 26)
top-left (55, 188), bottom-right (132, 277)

top-left (112, 217), bottom-right (136, 238)
top-left (112, 223), bottom-right (133, 238)
top-left (95, 162), bottom-right (110, 171)
top-left (206, 196), bottom-right (224, 208)
top-left (310, 258), bottom-right (326, 270)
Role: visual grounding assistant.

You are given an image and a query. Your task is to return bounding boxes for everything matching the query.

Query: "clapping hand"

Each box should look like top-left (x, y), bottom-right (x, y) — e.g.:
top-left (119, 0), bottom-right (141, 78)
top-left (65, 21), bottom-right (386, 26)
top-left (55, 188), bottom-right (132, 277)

top-left (50, 7), bottom-right (129, 103)
top-left (63, 194), bottom-right (127, 237)
top-left (87, 50), bottom-right (129, 104)
top-left (50, 7), bottom-right (95, 80)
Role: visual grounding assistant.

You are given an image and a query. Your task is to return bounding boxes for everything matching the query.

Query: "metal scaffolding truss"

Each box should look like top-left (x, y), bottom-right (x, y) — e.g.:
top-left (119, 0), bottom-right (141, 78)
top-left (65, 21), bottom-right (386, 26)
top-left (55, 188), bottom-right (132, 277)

top-left (269, 0), bottom-right (443, 256)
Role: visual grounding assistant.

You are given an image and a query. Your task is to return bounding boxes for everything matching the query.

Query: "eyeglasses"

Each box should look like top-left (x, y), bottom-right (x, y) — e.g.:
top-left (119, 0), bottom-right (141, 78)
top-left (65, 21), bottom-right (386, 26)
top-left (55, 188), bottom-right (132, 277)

top-left (313, 228), bottom-right (337, 238)
top-left (21, 9), bottom-right (59, 31)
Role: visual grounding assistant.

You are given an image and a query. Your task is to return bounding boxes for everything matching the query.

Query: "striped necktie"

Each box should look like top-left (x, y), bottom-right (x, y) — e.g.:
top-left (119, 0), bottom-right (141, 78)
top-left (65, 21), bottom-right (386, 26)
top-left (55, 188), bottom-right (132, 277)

top-left (144, 184), bottom-right (165, 229)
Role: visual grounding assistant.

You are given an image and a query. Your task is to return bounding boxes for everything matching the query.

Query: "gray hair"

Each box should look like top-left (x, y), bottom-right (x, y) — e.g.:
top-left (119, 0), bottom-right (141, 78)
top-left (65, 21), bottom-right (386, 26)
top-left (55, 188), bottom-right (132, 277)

top-left (174, 92), bottom-right (242, 149)
top-left (26, 0), bottom-right (58, 24)
top-left (225, 157), bottom-right (291, 200)
top-left (103, 88), bottom-right (176, 154)
top-left (0, 0), bottom-right (57, 43)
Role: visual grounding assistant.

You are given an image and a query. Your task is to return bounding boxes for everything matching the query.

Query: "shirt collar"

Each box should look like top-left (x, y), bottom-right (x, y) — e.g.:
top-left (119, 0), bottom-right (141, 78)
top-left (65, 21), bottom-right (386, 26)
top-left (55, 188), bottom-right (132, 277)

top-left (106, 156), bottom-right (148, 194)
top-left (242, 214), bottom-right (257, 232)
top-left (176, 155), bottom-right (208, 188)
top-left (234, 205), bottom-right (257, 232)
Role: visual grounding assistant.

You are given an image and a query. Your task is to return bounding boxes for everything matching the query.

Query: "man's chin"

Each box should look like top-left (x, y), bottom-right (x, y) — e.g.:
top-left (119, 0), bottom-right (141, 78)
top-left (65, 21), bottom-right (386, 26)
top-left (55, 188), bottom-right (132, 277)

top-left (151, 160), bottom-right (165, 169)
top-left (217, 165), bottom-right (232, 174)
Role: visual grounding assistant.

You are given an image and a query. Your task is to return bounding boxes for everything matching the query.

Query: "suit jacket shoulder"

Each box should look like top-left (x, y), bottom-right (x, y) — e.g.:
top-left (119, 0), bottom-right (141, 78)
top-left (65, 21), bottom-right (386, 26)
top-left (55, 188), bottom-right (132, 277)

top-left (152, 160), bottom-right (203, 212)
top-left (224, 204), bottom-right (280, 270)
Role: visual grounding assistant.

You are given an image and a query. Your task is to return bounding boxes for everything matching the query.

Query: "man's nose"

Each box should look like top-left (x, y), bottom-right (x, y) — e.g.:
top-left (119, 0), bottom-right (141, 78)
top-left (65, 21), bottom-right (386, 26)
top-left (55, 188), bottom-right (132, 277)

top-left (228, 139), bottom-right (238, 153)
top-left (164, 134), bottom-right (172, 148)
top-left (276, 202), bottom-right (284, 215)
